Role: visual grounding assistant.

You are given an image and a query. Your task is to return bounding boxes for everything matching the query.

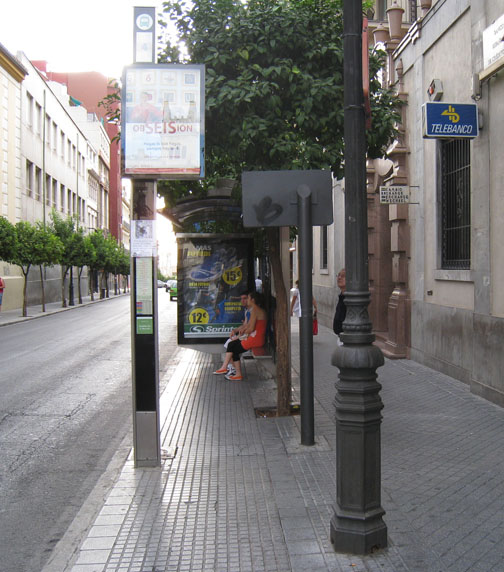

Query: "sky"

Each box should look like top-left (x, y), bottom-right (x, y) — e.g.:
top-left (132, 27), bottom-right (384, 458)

top-left (0, 0), bottom-right (169, 79)
top-left (1, 0), bottom-right (179, 266)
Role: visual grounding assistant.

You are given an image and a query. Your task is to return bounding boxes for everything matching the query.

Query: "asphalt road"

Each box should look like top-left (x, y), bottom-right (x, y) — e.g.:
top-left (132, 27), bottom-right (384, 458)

top-left (0, 292), bottom-right (178, 572)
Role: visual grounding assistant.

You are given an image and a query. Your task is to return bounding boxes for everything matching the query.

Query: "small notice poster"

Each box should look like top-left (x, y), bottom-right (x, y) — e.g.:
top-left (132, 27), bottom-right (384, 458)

top-left (131, 220), bottom-right (157, 257)
top-left (135, 257), bottom-right (153, 315)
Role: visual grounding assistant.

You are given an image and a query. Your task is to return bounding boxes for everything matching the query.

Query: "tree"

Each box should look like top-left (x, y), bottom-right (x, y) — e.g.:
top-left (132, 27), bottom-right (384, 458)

top-left (119, 248), bottom-right (131, 293)
top-left (49, 211), bottom-right (79, 308)
top-left (103, 235), bottom-right (122, 297)
top-left (158, 0), bottom-right (400, 414)
top-left (88, 229), bottom-right (110, 299)
top-left (10, 221), bottom-right (46, 317)
top-left (67, 228), bottom-right (95, 304)
top-left (0, 217), bottom-right (16, 263)
top-left (33, 222), bottom-right (64, 312)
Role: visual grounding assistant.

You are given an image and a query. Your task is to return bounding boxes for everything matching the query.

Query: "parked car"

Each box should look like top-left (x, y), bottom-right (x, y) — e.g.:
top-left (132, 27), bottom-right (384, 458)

top-left (166, 279), bottom-right (177, 301)
top-left (157, 280), bottom-right (166, 288)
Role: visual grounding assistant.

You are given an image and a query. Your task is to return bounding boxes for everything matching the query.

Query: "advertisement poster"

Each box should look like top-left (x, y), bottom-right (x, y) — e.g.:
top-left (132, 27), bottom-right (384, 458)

top-left (122, 64), bottom-right (205, 179)
top-left (177, 236), bottom-right (254, 342)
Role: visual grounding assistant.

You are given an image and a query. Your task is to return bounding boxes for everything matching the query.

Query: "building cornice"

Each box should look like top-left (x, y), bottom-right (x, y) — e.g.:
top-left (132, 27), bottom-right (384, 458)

top-left (0, 43), bottom-right (27, 83)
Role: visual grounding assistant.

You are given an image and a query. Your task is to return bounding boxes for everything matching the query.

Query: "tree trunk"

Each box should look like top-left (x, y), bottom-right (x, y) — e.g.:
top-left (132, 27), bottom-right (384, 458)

top-left (22, 266), bottom-right (30, 317)
top-left (78, 267), bottom-right (84, 304)
top-left (61, 266), bottom-right (68, 308)
top-left (90, 268), bottom-right (95, 302)
top-left (39, 265), bottom-right (46, 312)
top-left (267, 227), bottom-right (291, 416)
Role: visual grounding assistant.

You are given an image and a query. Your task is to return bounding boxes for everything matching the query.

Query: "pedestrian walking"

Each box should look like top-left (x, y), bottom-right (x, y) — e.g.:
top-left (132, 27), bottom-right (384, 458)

top-left (332, 268), bottom-right (347, 344)
top-left (0, 276), bottom-right (5, 311)
top-left (290, 280), bottom-right (318, 318)
top-left (255, 276), bottom-right (262, 293)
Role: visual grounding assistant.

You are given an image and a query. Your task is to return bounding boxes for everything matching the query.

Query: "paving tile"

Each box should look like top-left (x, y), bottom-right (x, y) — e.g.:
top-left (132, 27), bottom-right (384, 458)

top-left (60, 325), bottom-right (504, 572)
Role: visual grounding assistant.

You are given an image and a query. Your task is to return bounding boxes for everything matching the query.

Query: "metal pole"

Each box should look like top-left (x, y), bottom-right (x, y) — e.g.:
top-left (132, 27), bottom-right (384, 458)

top-left (330, 0), bottom-right (387, 554)
top-left (131, 179), bottom-right (160, 468)
top-left (297, 185), bottom-right (314, 446)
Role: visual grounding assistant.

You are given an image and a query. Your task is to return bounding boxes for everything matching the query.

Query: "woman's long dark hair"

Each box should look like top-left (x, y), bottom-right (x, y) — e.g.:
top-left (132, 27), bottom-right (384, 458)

top-left (249, 290), bottom-right (265, 309)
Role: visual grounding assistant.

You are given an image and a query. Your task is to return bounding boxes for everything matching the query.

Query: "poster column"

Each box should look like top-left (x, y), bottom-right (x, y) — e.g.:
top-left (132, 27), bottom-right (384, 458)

top-left (131, 180), bottom-right (160, 467)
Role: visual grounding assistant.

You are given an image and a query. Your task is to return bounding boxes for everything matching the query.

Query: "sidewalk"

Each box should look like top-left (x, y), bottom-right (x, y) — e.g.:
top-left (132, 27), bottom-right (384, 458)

top-left (0, 292), bottom-right (128, 327)
top-left (39, 319), bottom-right (504, 572)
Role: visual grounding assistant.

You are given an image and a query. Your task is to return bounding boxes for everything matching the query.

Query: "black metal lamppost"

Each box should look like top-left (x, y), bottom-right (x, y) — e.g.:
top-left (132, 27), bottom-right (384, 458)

top-left (330, 0), bottom-right (388, 554)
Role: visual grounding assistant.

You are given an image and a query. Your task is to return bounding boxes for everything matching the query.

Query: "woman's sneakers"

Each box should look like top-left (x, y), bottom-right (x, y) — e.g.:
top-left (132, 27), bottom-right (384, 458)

top-left (214, 365), bottom-right (240, 379)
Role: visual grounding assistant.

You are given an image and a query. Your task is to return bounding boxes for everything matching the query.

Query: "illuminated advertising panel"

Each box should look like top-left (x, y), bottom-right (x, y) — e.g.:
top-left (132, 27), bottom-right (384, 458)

top-left (176, 235), bottom-right (254, 343)
top-left (122, 64), bottom-right (205, 179)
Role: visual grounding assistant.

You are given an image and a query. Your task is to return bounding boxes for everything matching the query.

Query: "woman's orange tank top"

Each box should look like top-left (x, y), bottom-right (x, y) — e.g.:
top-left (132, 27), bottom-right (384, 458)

top-left (241, 319), bottom-right (267, 349)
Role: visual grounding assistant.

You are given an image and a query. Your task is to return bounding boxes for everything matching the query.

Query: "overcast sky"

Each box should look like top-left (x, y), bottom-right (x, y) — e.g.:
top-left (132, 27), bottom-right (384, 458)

top-left (1, 0), bottom-right (168, 79)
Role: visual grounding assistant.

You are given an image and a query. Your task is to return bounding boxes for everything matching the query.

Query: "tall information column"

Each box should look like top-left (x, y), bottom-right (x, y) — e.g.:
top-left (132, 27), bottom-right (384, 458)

top-left (130, 6), bottom-right (160, 467)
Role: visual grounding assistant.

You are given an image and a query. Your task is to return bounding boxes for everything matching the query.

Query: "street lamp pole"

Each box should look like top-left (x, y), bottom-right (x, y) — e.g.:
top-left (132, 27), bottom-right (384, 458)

top-left (330, 0), bottom-right (388, 554)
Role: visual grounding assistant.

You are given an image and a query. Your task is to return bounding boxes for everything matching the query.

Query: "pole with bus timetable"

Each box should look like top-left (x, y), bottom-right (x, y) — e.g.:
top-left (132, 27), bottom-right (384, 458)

top-left (130, 6), bottom-right (161, 467)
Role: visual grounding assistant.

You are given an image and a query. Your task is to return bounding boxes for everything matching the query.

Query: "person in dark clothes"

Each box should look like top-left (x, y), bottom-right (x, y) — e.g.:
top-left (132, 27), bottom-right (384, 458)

top-left (332, 269), bottom-right (346, 344)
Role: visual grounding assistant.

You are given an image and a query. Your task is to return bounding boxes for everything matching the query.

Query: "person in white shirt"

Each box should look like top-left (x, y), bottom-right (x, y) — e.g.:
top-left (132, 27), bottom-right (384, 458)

top-left (290, 280), bottom-right (317, 318)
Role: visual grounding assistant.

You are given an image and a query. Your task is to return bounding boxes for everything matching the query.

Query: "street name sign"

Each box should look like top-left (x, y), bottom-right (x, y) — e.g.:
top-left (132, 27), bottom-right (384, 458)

top-left (379, 185), bottom-right (410, 204)
top-left (422, 102), bottom-right (478, 139)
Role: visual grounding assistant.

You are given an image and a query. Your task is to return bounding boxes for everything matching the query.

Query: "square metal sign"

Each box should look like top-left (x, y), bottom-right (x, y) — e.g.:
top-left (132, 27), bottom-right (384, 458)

top-left (242, 170), bottom-right (333, 227)
top-left (422, 102), bottom-right (478, 139)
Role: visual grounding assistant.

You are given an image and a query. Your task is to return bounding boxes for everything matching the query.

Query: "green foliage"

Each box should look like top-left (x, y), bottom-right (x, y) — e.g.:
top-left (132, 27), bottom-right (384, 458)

top-left (88, 229), bottom-right (109, 271)
top-left (0, 216), bottom-right (16, 262)
top-left (33, 222), bottom-right (64, 267)
top-left (11, 221), bottom-right (38, 274)
top-left (49, 210), bottom-right (78, 271)
top-left (157, 0), bottom-right (401, 223)
top-left (98, 80), bottom-right (121, 142)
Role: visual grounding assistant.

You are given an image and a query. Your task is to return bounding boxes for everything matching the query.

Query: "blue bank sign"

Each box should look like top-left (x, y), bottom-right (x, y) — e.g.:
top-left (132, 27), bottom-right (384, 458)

top-left (422, 102), bottom-right (479, 139)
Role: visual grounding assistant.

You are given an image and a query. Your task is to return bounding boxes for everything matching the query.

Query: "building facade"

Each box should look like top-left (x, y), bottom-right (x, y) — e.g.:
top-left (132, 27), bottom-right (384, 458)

top-left (42, 69), bottom-right (123, 243)
top-left (0, 43), bottom-right (27, 310)
top-left (0, 48), bottom-right (113, 310)
top-left (360, 0), bottom-right (504, 407)
top-left (301, 0), bottom-right (504, 408)
top-left (391, 0), bottom-right (504, 406)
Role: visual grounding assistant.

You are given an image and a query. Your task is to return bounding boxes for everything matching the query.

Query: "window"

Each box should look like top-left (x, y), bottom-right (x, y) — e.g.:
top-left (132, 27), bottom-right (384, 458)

top-left (439, 139), bottom-right (471, 269)
top-left (45, 115), bottom-right (51, 147)
top-left (67, 140), bottom-right (72, 166)
top-left (35, 103), bottom-right (42, 135)
top-left (26, 93), bottom-right (34, 127)
top-left (52, 122), bottom-right (58, 152)
top-left (320, 226), bottom-right (328, 270)
top-left (61, 132), bottom-right (65, 158)
top-left (46, 175), bottom-right (51, 206)
top-left (26, 160), bottom-right (34, 196)
top-left (52, 179), bottom-right (58, 208)
top-left (60, 184), bottom-right (65, 212)
top-left (35, 167), bottom-right (42, 201)
top-left (67, 189), bottom-right (72, 214)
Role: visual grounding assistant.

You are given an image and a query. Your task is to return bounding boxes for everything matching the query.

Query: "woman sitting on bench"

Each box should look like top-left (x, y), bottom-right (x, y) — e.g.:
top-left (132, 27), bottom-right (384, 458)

top-left (213, 291), bottom-right (267, 381)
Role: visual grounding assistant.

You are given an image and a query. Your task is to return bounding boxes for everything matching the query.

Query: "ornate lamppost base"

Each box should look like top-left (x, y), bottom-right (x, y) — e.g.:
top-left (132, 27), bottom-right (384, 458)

top-left (330, 511), bottom-right (388, 555)
top-left (331, 339), bottom-right (388, 554)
